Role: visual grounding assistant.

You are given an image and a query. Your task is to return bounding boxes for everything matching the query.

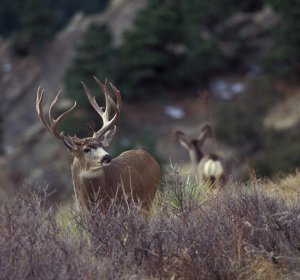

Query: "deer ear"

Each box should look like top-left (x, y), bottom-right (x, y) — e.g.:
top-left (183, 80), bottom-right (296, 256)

top-left (62, 134), bottom-right (78, 152)
top-left (101, 126), bottom-right (116, 147)
top-left (175, 130), bottom-right (192, 150)
top-left (196, 124), bottom-right (212, 145)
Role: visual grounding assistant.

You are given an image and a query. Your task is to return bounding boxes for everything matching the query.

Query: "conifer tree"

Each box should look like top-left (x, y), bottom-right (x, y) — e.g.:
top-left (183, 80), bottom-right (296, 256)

top-left (117, 0), bottom-right (184, 98)
top-left (63, 24), bottom-right (116, 136)
top-left (11, 0), bottom-right (56, 55)
top-left (263, 0), bottom-right (300, 76)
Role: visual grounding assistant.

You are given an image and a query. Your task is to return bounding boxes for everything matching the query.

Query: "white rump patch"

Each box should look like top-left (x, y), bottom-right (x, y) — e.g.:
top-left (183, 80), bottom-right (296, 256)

top-left (203, 159), bottom-right (223, 178)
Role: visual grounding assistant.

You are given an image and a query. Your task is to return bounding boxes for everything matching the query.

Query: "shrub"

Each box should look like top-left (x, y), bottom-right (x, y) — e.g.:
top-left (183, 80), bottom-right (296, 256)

top-left (0, 186), bottom-right (102, 279)
top-left (77, 177), bottom-right (300, 279)
top-left (1, 176), bottom-right (300, 278)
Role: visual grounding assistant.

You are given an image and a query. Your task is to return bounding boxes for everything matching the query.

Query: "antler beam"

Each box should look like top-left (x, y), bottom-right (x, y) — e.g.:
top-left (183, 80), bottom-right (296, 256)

top-left (81, 76), bottom-right (122, 139)
top-left (36, 86), bottom-right (77, 139)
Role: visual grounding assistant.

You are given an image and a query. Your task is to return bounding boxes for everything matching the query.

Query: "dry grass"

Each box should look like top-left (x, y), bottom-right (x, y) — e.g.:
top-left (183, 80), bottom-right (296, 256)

top-left (263, 170), bottom-right (300, 202)
top-left (239, 255), bottom-right (290, 280)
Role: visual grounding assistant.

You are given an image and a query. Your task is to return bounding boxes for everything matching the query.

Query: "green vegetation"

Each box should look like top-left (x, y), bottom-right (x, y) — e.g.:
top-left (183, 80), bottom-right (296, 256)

top-left (215, 78), bottom-right (281, 146)
top-left (60, 0), bottom-right (300, 177)
top-left (65, 0), bottom-right (259, 101)
top-left (1, 0), bottom-right (299, 176)
top-left (253, 126), bottom-right (300, 177)
top-left (0, 0), bottom-right (108, 55)
top-left (111, 128), bottom-right (163, 165)
top-left (116, 0), bottom-right (242, 98)
top-left (61, 0), bottom-right (300, 101)
top-left (118, 1), bottom-right (185, 98)
top-left (213, 77), bottom-right (300, 177)
top-left (11, 0), bottom-right (56, 55)
top-left (263, 0), bottom-right (300, 77)
top-left (0, 0), bottom-right (22, 37)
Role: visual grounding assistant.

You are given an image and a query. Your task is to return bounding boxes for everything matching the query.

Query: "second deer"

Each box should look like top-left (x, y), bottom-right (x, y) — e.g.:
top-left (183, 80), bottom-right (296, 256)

top-left (175, 125), bottom-right (227, 188)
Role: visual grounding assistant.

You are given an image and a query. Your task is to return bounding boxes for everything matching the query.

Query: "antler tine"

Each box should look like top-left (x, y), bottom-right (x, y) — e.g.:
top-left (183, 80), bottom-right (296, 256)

top-left (49, 91), bottom-right (77, 138)
top-left (81, 77), bottom-right (121, 139)
top-left (81, 81), bottom-right (105, 117)
top-left (93, 77), bottom-right (118, 119)
top-left (36, 86), bottom-right (77, 139)
top-left (36, 86), bottom-right (52, 133)
top-left (109, 81), bottom-right (122, 109)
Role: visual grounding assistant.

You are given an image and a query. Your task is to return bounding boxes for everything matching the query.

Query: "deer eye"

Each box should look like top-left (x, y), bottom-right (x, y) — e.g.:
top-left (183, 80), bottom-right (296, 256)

top-left (83, 147), bottom-right (91, 154)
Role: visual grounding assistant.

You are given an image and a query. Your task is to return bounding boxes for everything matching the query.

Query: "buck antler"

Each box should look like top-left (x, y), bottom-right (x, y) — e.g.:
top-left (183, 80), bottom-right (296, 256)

top-left (36, 77), bottom-right (121, 144)
top-left (36, 86), bottom-right (77, 140)
top-left (81, 76), bottom-right (122, 140)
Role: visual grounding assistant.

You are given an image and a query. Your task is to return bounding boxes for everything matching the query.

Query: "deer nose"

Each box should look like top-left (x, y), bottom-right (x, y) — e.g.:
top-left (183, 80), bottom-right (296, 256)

top-left (102, 154), bottom-right (112, 165)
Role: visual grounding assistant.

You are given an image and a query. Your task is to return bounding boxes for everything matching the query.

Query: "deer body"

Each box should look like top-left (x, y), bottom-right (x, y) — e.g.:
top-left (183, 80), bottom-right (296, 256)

top-left (72, 150), bottom-right (160, 212)
top-left (175, 125), bottom-right (227, 188)
top-left (36, 77), bottom-right (160, 212)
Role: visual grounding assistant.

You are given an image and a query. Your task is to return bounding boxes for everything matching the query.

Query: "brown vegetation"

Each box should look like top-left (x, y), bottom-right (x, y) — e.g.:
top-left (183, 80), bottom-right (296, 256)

top-left (0, 169), bottom-right (299, 279)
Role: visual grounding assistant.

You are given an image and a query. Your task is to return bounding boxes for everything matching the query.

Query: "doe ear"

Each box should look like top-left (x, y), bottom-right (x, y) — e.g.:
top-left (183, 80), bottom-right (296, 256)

top-left (196, 124), bottom-right (212, 145)
top-left (175, 130), bottom-right (192, 150)
top-left (61, 133), bottom-right (78, 152)
top-left (101, 125), bottom-right (116, 147)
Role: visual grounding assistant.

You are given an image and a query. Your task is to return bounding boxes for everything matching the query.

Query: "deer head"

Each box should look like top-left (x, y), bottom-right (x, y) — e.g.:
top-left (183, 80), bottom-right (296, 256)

top-left (175, 125), bottom-right (226, 187)
top-left (36, 77), bottom-right (160, 212)
top-left (36, 77), bottom-right (121, 173)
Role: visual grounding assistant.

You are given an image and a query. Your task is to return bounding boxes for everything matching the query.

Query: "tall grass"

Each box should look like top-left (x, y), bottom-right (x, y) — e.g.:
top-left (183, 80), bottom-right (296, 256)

top-left (0, 171), bottom-right (300, 279)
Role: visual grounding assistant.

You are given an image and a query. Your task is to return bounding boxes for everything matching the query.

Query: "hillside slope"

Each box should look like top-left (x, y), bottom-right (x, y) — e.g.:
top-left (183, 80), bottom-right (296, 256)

top-left (0, 0), bottom-right (147, 201)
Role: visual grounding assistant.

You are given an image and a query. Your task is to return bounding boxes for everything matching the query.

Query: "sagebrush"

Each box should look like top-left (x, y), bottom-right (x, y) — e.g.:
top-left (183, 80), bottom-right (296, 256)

top-left (0, 174), bottom-right (299, 279)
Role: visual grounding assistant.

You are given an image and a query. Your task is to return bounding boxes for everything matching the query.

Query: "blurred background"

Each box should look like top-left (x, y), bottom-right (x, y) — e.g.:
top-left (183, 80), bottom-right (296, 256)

top-left (0, 0), bottom-right (299, 203)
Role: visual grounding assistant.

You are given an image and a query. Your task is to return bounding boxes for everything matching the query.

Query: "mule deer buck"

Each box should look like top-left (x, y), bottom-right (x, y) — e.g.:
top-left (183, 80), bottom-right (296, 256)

top-left (175, 125), bottom-right (227, 188)
top-left (36, 77), bottom-right (160, 213)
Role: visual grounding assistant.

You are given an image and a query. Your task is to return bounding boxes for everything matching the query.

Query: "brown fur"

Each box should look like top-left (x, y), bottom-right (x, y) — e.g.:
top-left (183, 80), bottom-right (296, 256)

top-left (72, 150), bottom-right (161, 212)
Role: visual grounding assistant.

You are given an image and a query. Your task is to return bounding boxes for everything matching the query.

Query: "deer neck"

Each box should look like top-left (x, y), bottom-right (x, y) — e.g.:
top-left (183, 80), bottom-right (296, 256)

top-left (189, 145), bottom-right (203, 176)
top-left (71, 158), bottom-right (109, 208)
top-left (71, 158), bottom-right (108, 191)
